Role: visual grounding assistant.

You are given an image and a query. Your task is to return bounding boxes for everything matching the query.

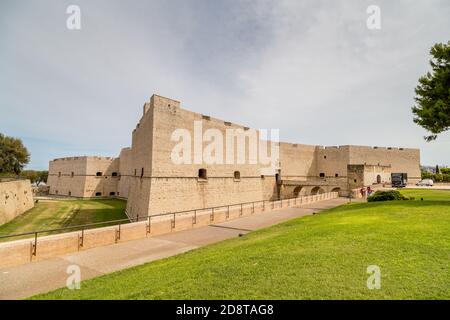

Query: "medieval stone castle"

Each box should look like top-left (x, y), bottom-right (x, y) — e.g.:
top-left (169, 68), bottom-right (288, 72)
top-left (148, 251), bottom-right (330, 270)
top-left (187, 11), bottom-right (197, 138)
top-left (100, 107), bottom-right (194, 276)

top-left (47, 95), bottom-right (421, 219)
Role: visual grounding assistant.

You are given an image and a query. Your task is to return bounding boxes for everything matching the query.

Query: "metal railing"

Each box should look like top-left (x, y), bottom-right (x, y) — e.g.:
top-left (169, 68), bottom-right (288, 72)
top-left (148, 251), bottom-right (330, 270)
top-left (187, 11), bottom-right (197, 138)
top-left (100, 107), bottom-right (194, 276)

top-left (0, 192), bottom-right (338, 254)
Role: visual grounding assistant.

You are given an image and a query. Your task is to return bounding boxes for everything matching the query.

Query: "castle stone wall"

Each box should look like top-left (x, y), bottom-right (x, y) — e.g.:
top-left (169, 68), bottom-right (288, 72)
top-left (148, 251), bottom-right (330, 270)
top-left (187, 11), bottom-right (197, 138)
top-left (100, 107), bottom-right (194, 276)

top-left (46, 94), bottom-right (422, 218)
top-left (348, 146), bottom-right (421, 183)
top-left (117, 148), bottom-right (133, 199)
top-left (125, 95), bottom-right (277, 217)
top-left (48, 157), bottom-right (88, 197)
top-left (48, 156), bottom-right (119, 197)
top-left (0, 180), bottom-right (34, 225)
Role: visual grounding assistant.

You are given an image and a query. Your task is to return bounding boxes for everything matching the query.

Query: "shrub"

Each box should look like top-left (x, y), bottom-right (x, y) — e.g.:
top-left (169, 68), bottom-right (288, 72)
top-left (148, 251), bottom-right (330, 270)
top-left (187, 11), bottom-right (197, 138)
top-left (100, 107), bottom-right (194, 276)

top-left (420, 172), bottom-right (450, 182)
top-left (368, 190), bottom-right (409, 202)
top-left (421, 172), bottom-right (433, 179)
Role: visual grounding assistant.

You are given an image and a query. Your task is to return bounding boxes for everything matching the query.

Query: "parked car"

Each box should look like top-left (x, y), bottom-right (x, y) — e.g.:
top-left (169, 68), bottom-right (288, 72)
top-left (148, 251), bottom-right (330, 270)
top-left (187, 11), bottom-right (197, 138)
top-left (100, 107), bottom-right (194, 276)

top-left (416, 179), bottom-right (434, 186)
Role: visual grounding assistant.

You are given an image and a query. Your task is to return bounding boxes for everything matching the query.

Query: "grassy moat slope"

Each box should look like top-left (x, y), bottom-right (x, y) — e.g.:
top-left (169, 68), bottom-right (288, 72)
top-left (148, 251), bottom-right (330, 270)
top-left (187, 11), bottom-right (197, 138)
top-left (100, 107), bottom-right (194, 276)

top-left (0, 199), bottom-right (127, 241)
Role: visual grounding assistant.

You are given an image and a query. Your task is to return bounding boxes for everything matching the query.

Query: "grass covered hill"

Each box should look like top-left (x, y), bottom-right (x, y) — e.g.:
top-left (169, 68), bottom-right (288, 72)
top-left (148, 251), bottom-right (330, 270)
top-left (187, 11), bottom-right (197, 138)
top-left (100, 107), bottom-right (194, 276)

top-left (0, 199), bottom-right (127, 241)
top-left (34, 189), bottom-right (450, 300)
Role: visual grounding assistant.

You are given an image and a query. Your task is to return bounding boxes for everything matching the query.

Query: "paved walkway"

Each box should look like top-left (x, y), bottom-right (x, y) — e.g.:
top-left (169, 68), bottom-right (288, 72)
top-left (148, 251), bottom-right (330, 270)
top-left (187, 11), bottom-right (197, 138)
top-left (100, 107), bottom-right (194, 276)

top-left (0, 197), bottom-right (348, 300)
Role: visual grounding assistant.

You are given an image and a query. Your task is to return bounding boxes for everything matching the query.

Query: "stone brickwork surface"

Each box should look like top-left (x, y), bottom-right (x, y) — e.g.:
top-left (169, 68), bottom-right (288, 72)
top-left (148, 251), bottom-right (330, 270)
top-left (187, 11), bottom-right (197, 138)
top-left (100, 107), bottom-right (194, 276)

top-left (47, 156), bottom-right (120, 198)
top-left (0, 180), bottom-right (34, 226)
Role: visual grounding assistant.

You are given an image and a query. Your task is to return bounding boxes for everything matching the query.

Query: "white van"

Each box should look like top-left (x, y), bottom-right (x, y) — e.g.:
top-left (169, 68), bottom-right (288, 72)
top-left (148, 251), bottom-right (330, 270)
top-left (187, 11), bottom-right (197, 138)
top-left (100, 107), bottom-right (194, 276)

top-left (416, 179), bottom-right (434, 186)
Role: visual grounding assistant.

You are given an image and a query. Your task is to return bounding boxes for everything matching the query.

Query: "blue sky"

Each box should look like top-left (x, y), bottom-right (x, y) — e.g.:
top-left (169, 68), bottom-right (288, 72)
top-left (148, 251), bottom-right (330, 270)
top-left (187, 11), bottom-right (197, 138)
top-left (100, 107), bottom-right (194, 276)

top-left (1, 0), bottom-right (449, 170)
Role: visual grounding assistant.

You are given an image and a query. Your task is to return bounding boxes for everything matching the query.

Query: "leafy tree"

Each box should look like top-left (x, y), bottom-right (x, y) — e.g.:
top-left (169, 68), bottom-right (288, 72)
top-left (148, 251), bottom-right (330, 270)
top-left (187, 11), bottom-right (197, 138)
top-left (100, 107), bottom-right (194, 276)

top-left (36, 171), bottom-right (48, 186)
top-left (0, 133), bottom-right (30, 174)
top-left (412, 41), bottom-right (450, 141)
top-left (20, 170), bottom-right (48, 186)
top-left (421, 171), bottom-right (450, 182)
top-left (421, 171), bottom-right (432, 179)
top-left (19, 170), bottom-right (37, 183)
top-left (436, 164), bottom-right (440, 174)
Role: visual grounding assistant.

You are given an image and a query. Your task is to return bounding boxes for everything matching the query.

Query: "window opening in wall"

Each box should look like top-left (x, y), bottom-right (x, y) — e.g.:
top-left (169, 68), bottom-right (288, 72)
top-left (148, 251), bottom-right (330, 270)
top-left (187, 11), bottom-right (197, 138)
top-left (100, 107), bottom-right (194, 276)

top-left (95, 192), bottom-right (102, 196)
top-left (234, 171), bottom-right (241, 180)
top-left (71, 172), bottom-right (74, 178)
top-left (141, 168), bottom-right (144, 178)
top-left (112, 172), bottom-right (118, 177)
top-left (319, 173), bottom-right (325, 178)
top-left (96, 172), bottom-right (102, 177)
top-left (335, 173), bottom-right (339, 177)
top-left (109, 192), bottom-right (116, 196)
top-left (198, 168), bottom-right (207, 180)
top-left (275, 173), bottom-right (280, 183)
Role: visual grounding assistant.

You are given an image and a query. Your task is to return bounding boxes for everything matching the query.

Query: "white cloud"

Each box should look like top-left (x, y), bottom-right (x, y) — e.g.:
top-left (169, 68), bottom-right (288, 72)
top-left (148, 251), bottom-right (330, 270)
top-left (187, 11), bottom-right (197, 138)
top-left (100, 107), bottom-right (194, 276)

top-left (0, 0), bottom-right (449, 168)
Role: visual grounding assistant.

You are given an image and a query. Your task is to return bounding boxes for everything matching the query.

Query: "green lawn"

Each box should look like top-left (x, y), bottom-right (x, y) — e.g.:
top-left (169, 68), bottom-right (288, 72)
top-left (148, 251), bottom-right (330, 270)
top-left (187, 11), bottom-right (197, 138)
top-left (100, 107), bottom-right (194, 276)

top-left (33, 189), bottom-right (450, 300)
top-left (400, 188), bottom-right (450, 201)
top-left (0, 199), bottom-right (127, 241)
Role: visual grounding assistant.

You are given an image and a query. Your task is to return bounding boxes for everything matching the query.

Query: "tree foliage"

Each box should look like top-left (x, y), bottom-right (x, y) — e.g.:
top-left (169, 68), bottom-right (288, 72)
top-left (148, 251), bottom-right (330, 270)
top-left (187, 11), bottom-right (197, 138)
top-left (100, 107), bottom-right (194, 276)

top-left (412, 41), bottom-right (450, 141)
top-left (421, 171), bottom-right (450, 183)
top-left (0, 133), bottom-right (30, 174)
top-left (20, 170), bottom-right (48, 185)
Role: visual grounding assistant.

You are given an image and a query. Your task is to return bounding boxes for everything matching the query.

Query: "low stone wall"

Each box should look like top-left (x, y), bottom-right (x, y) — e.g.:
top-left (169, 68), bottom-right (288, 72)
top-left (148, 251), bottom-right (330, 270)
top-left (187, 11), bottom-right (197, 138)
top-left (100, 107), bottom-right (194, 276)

top-left (0, 179), bottom-right (34, 225)
top-left (0, 192), bottom-right (339, 269)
